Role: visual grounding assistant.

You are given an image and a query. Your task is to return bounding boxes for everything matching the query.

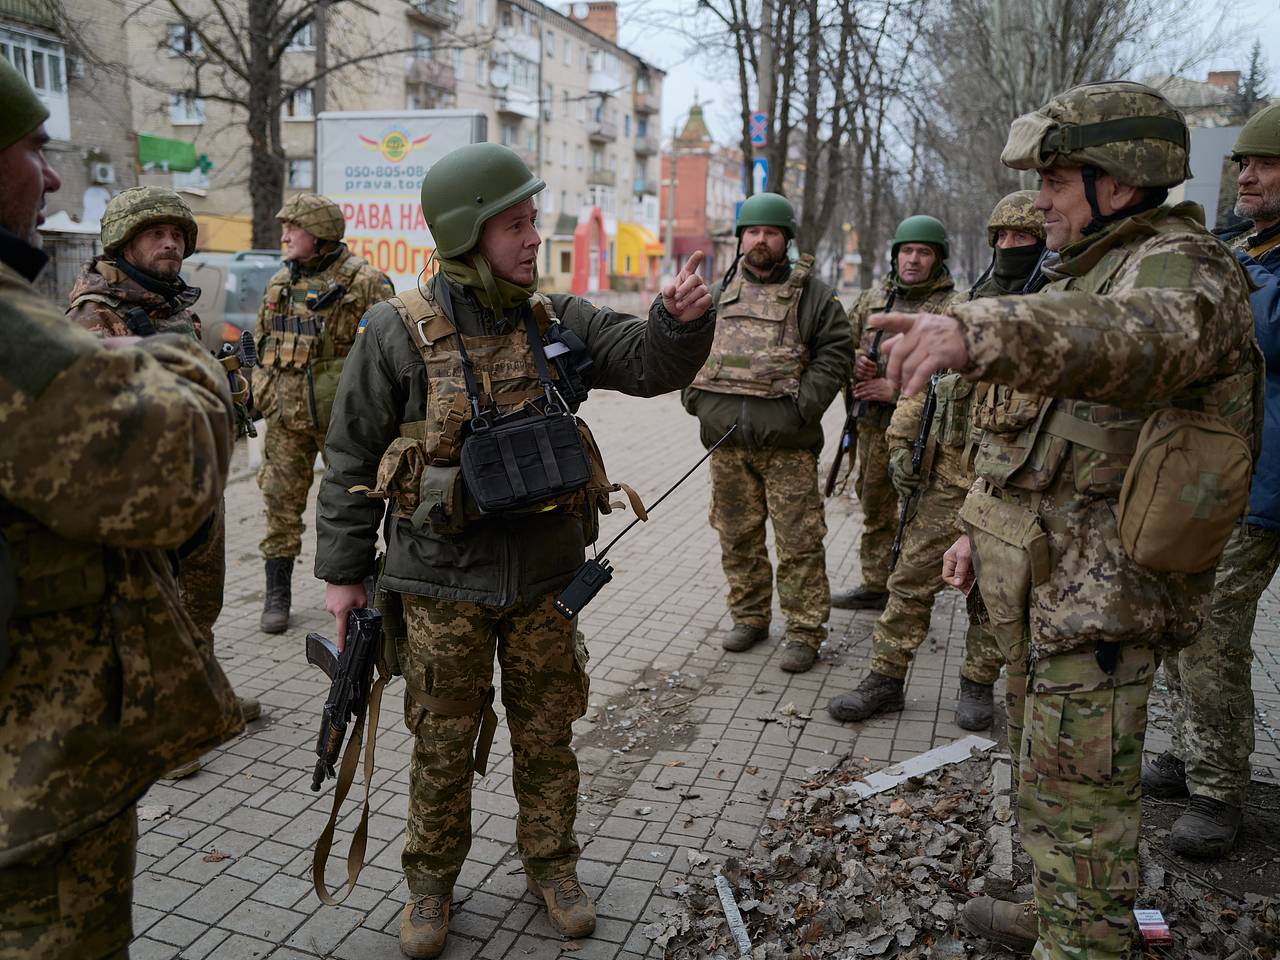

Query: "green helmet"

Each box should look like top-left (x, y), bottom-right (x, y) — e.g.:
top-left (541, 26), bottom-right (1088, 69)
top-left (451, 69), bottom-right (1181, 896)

top-left (891, 215), bottom-right (949, 262)
top-left (0, 54), bottom-right (48, 150)
top-left (100, 186), bottom-right (199, 258)
top-left (420, 143), bottom-right (546, 258)
top-left (1232, 103), bottom-right (1280, 160)
top-left (735, 192), bottom-right (797, 240)
top-left (986, 190), bottom-right (1045, 247)
top-left (1001, 81), bottom-right (1190, 188)
top-left (276, 193), bottom-right (345, 242)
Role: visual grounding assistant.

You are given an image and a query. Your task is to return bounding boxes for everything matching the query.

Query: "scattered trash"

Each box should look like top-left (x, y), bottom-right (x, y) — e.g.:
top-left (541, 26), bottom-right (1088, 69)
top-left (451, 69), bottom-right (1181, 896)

top-left (202, 849), bottom-right (231, 863)
top-left (714, 872), bottom-right (753, 956)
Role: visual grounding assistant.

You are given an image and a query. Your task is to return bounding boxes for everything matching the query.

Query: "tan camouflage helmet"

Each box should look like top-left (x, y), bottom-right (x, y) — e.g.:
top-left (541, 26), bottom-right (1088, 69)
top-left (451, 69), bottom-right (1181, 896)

top-left (276, 193), bottom-right (345, 242)
top-left (986, 190), bottom-right (1045, 247)
top-left (100, 186), bottom-right (199, 258)
top-left (1001, 81), bottom-right (1191, 187)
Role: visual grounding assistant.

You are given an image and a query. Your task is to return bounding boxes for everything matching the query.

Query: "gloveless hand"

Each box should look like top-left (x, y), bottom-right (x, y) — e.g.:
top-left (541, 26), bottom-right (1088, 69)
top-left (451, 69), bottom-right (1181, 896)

top-left (870, 311), bottom-right (969, 396)
top-left (662, 250), bottom-right (713, 322)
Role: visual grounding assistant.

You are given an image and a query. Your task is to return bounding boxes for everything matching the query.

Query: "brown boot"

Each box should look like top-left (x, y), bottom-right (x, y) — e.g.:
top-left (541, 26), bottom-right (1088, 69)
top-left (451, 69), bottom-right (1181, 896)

top-left (399, 894), bottom-right (450, 958)
top-left (960, 897), bottom-right (1037, 954)
top-left (237, 696), bottom-right (261, 723)
top-left (526, 873), bottom-right (596, 938)
top-left (722, 623), bottom-right (768, 652)
top-left (778, 641), bottom-right (817, 673)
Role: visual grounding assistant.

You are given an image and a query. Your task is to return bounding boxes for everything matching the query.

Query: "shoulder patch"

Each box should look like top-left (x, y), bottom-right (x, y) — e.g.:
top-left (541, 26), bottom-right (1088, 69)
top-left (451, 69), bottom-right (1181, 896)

top-left (0, 299), bottom-right (87, 397)
top-left (1134, 252), bottom-right (1195, 290)
top-left (357, 315), bottom-right (370, 334)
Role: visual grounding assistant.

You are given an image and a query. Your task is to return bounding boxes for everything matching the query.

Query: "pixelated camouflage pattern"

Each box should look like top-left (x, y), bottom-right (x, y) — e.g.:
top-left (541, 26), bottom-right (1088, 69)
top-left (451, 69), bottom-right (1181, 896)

top-left (99, 186), bottom-right (199, 258)
top-left (887, 372), bottom-right (974, 492)
top-left (399, 592), bottom-right (588, 894)
top-left (66, 257), bottom-right (202, 345)
top-left (1019, 644), bottom-right (1158, 960)
top-left (1233, 102), bottom-right (1280, 158)
top-left (1164, 524), bottom-right (1279, 808)
top-left (1001, 81), bottom-right (1190, 187)
top-left (0, 803), bottom-right (135, 960)
top-left (0, 259), bottom-right (241, 866)
top-left (987, 190), bottom-right (1046, 246)
top-left (181, 501), bottom-right (225, 643)
top-left (276, 192), bottom-right (346, 241)
top-left (708, 446), bottom-right (830, 648)
top-left (258, 417), bottom-right (326, 560)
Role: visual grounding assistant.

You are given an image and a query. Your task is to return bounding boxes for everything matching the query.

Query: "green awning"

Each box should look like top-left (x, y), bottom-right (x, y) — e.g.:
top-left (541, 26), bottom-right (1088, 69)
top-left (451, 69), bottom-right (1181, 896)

top-left (137, 134), bottom-right (198, 173)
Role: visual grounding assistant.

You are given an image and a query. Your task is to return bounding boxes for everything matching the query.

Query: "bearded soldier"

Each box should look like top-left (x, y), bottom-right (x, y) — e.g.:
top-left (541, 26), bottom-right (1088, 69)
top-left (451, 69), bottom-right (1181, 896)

top-left (315, 144), bottom-right (714, 958)
top-left (254, 194), bottom-right (394, 633)
top-left (1143, 102), bottom-right (1280, 860)
top-left (874, 83), bottom-right (1259, 959)
top-left (832, 215), bottom-right (961, 611)
top-left (67, 187), bottom-right (259, 744)
top-left (828, 192), bottom-right (1044, 730)
top-left (0, 58), bottom-right (241, 959)
top-left (683, 192), bottom-right (852, 672)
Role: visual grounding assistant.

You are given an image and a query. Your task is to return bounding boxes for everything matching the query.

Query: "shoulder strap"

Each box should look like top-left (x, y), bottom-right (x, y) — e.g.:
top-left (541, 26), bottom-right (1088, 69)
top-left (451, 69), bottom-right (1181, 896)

top-left (788, 254), bottom-right (815, 290)
top-left (391, 287), bottom-right (456, 364)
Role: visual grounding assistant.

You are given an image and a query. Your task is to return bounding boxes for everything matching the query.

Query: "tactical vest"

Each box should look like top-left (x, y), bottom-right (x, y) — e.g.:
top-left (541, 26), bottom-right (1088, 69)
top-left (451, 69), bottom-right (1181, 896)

top-left (260, 253), bottom-right (368, 372)
top-left (693, 255), bottom-right (814, 398)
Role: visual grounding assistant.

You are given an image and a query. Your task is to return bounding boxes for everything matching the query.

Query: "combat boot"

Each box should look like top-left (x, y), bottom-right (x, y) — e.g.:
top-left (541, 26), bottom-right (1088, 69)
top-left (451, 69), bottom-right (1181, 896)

top-left (1168, 796), bottom-right (1243, 860)
top-left (722, 623), bottom-right (768, 652)
top-left (831, 586), bottom-right (889, 610)
top-left (526, 873), bottom-right (596, 938)
top-left (960, 897), bottom-right (1037, 954)
top-left (779, 641), bottom-right (817, 673)
top-left (827, 671), bottom-right (905, 722)
top-left (1141, 750), bottom-right (1189, 798)
top-left (260, 558), bottom-right (293, 634)
top-left (399, 894), bottom-right (450, 958)
top-left (238, 696), bottom-right (261, 723)
top-left (955, 677), bottom-right (994, 731)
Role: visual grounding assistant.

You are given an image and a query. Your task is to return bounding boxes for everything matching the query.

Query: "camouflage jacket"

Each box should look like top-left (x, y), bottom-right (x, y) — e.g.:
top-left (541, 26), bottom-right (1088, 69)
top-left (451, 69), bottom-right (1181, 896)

top-left (315, 275), bottom-right (714, 603)
top-left (66, 256), bottom-right (202, 340)
top-left (954, 203), bottom-right (1259, 659)
top-left (252, 244), bottom-right (394, 432)
top-left (849, 271), bottom-right (960, 430)
top-left (0, 252), bottom-right (241, 865)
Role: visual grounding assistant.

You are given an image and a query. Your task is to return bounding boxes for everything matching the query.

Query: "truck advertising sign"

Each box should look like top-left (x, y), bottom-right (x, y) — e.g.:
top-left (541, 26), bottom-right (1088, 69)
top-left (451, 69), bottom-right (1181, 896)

top-left (316, 110), bottom-right (487, 290)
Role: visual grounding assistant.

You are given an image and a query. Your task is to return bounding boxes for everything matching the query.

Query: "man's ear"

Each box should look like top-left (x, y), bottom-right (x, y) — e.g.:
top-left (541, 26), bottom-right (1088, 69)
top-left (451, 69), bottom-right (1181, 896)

top-left (1101, 173), bottom-right (1144, 214)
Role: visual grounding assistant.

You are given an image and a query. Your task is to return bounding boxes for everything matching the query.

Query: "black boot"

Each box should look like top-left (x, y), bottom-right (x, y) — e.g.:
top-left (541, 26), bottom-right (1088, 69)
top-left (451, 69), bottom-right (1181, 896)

top-left (260, 557), bottom-right (294, 634)
top-left (1141, 751), bottom-right (1189, 799)
top-left (828, 671), bottom-right (905, 722)
top-left (831, 586), bottom-right (889, 610)
top-left (956, 677), bottom-right (994, 731)
top-left (722, 623), bottom-right (769, 652)
top-left (1169, 796), bottom-right (1243, 860)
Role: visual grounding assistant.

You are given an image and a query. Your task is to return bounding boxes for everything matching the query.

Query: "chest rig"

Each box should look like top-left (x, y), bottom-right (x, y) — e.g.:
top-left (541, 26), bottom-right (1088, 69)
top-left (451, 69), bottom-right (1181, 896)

top-left (260, 254), bottom-right (365, 372)
top-left (693, 254), bottom-right (813, 398)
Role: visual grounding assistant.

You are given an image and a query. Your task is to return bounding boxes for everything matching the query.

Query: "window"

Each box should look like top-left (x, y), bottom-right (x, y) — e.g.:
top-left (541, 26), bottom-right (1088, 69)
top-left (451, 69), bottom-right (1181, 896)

top-left (637, 116), bottom-right (648, 137)
top-left (544, 29), bottom-right (554, 57)
top-left (624, 114), bottom-right (631, 136)
top-left (501, 122), bottom-right (517, 146)
top-left (575, 144), bottom-right (584, 170)
top-left (414, 32), bottom-right (433, 59)
top-left (560, 189), bottom-right (567, 211)
top-left (477, 0), bottom-right (490, 26)
top-left (2, 27), bottom-right (70, 139)
top-left (452, 47), bottom-right (463, 74)
top-left (559, 250), bottom-right (571, 273)
top-left (283, 87), bottom-right (314, 120)
top-left (288, 159), bottom-right (315, 189)
top-left (563, 39), bottom-right (571, 66)
top-left (542, 189), bottom-right (554, 212)
top-left (560, 140), bottom-right (568, 166)
top-left (165, 22), bottom-right (201, 57)
top-left (526, 132), bottom-right (534, 153)
top-left (637, 72), bottom-right (650, 94)
top-left (476, 54), bottom-right (488, 85)
top-left (590, 148), bottom-right (603, 171)
top-left (286, 20), bottom-right (315, 51)
top-left (561, 90), bottom-right (569, 118)
top-left (169, 92), bottom-right (206, 125)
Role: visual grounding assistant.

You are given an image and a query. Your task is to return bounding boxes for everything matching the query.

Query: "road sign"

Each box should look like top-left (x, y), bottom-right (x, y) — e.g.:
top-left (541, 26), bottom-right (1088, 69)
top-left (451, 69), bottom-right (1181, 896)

top-left (749, 112), bottom-right (769, 146)
top-left (751, 158), bottom-right (768, 195)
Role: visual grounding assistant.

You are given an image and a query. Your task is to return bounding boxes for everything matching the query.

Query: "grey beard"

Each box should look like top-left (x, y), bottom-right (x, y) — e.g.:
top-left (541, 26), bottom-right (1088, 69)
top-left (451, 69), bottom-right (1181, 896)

top-left (1236, 194), bottom-right (1280, 225)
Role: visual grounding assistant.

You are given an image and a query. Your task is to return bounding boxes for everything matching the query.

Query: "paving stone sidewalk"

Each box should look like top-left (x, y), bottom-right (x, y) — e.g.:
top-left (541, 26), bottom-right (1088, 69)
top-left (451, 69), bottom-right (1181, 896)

top-left (129, 390), bottom-right (1280, 960)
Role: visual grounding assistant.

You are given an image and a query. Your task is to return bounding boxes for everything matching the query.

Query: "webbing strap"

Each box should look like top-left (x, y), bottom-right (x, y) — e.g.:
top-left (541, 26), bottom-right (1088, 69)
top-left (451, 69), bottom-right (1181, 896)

top-left (1042, 408), bottom-right (1140, 455)
top-left (534, 424), bottom-right (563, 487)
top-left (498, 439), bottom-right (529, 499)
top-left (406, 684), bottom-right (499, 775)
top-left (312, 672), bottom-right (388, 905)
top-left (1046, 116), bottom-right (1188, 152)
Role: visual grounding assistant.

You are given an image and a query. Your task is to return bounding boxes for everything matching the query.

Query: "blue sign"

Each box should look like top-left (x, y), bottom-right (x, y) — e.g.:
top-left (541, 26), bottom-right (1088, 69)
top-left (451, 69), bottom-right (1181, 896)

top-left (751, 158), bottom-right (769, 195)
top-left (749, 112), bottom-right (769, 146)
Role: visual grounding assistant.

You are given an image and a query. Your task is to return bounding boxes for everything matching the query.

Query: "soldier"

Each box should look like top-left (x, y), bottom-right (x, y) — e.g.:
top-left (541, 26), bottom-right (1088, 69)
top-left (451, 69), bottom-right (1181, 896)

top-left (1143, 102), bottom-right (1280, 860)
top-left (828, 192), bottom-right (1044, 729)
top-left (66, 187), bottom-right (260, 740)
top-left (314, 144), bottom-right (714, 958)
top-left (682, 192), bottom-right (852, 673)
top-left (0, 58), bottom-right (241, 959)
top-left (832, 215), bottom-right (961, 611)
top-left (253, 193), bottom-right (394, 633)
top-left (873, 83), bottom-right (1259, 959)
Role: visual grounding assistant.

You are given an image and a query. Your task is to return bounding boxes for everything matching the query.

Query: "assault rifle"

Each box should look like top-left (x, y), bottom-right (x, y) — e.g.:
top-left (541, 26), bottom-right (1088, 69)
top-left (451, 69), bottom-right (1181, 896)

top-left (889, 371), bottom-right (940, 572)
top-left (306, 607), bottom-right (382, 792)
top-left (825, 289), bottom-right (896, 497)
top-left (216, 329), bottom-right (259, 438)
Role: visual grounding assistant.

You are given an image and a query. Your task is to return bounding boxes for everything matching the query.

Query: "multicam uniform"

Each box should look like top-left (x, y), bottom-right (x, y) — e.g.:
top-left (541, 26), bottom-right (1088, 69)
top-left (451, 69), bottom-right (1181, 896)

top-left (685, 254), bottom-right (852, 650)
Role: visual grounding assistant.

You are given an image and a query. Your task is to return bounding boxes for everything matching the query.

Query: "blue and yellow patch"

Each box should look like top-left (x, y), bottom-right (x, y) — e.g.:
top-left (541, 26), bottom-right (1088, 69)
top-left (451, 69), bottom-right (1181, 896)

top-left (357, 315), bottom-right (370, 334)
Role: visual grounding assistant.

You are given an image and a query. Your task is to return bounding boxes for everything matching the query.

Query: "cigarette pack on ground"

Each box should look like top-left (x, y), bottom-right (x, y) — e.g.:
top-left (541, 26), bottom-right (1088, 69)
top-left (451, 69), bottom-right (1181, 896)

top-left (1134, 908), bottom-right (1173, 946)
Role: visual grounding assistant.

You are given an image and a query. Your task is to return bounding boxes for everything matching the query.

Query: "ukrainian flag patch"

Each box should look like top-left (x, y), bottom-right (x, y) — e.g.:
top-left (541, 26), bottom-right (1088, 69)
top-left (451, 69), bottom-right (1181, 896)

top-left (357, 315), bottom-right (370, 334)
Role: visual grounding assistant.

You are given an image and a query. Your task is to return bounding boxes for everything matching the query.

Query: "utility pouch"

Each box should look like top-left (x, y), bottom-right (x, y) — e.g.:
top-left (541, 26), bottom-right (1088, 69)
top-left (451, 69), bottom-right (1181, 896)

top-left (461, 410), bottom-right (590, 514)
top-left (413, 463), bottom-right (468, 535)
top-left (372, 554), bottom-right (404, 679)
top-left (308, 356), bottom-right (345, 434)
top-left (1117, 408), bottom-right (1251, 573)
top-left (958, 487), bottom-right (1050, 648)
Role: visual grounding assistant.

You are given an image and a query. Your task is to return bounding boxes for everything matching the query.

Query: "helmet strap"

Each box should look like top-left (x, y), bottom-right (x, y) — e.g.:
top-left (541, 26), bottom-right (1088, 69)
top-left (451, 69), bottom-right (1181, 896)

top-left (1081, 165), bottom-right (1168, 236)
top-left (720, 239), bottom-right (743, 290)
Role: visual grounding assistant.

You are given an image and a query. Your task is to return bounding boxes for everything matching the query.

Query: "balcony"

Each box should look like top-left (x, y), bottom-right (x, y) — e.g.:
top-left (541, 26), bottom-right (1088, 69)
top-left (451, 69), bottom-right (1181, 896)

top-left (495, 91), bottom-right (538, 120)
top-left (632, 133), bottom-right (658, 156)
top-left (588, 69), bottom-right (618, 96)
top-left (496, 26), bottom-right (541, 63)
top-left (587, 169), bottom-right (616, 187)
top-left (587, 118), bottom-right (617, 143)
top-left (408, 0), bottom-right (459, 28)
top-left (633, 89), bottom-right (660, 114)
top-left (632, 176), bottom-right (658, 196)
top-left (408, 58), bottom-right (457, 92)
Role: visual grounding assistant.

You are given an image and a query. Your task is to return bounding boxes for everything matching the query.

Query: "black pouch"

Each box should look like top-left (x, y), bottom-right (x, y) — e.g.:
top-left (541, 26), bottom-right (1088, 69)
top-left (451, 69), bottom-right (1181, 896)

top-left (461, 410), bottom-right (590, 513)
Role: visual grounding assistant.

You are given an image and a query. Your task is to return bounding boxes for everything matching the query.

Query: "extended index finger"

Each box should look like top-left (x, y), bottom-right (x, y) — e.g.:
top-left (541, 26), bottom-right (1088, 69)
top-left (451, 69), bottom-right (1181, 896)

top-left (867, 311), bottom-right (917, 335)
top-left (681, 250), bottom-right (705, 277)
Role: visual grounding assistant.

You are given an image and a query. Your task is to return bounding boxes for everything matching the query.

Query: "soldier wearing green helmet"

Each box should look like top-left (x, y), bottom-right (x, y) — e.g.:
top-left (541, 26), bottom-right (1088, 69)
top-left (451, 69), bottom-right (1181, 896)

top-left (865, 81), bottom-right (1260, 960)
top-left (681, 191), bottom-right (851, 673)
top-left (832, 213), bottom-right (961, 613)
top-left (252, 192), bottom-right (394, 635)
top-left (314, 142), bottom-right (714, 957)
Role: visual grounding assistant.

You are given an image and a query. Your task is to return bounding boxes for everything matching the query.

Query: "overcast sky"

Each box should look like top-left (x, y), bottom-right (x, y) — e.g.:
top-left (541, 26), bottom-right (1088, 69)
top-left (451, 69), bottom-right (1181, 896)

top-left (617, 0), bottom-right (1280, 146)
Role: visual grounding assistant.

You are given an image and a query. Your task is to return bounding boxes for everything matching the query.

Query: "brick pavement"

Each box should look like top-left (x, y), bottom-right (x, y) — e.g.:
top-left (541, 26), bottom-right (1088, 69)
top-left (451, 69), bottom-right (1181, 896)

top-left (129, 389), bottom-right (1280, 959)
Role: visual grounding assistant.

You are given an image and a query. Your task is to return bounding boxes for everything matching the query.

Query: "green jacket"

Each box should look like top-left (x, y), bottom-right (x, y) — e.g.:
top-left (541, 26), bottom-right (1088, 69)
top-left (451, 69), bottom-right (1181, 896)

top-left (315, 276), bottom-right (715, 604)
top-left (681, 263), bottom-right (851, 452)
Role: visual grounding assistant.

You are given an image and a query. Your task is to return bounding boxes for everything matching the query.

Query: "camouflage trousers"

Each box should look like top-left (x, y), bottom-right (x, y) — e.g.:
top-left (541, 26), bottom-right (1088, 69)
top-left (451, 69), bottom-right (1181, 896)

top-left (257, 415), bottom-right (326, 559)
top-left (400, 592), bottom-right (589, 895)
top-left (870, 478), bottom-right (1003, 684)
top-left (1020, 643), bottom-right (1157, 960)
top-left (0, 803), bottom-right (135, 960)
top-left (709, 446), bottom-right (830, 648)
top-left (180, 498), bottom-right (225, 645)
top-left (1164, 522), bottom-right (1277, 807)
top-left (854, 426), bottom-right (896, 593)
